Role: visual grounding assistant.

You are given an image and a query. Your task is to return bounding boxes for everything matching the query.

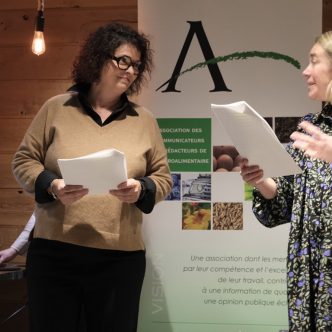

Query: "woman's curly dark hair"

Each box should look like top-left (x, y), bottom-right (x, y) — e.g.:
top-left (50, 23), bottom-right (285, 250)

top-left (72, 22), bottom-right (153, 95)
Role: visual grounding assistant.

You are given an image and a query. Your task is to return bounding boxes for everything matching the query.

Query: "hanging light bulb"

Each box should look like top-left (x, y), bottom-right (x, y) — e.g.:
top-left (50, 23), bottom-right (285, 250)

top-left (32, 28), bottom-right (45, 56)
top-left (32, 1), bottom-right (45, 56)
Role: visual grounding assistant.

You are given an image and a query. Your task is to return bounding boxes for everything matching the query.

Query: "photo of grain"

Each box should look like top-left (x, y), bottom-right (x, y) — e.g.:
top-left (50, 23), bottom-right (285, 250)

top-left (213, 202), bottom-right (243, 230)
top-left (213, 145), bottom-right (241, 172)
top-left (182, 202), bottom-right (211, 230)
top-left (275, 117), bottom-right (301, 144)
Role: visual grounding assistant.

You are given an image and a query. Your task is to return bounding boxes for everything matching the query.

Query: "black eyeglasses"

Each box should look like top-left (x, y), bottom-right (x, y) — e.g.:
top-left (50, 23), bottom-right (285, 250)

top-left (111, 55), bottom-right (143, 75)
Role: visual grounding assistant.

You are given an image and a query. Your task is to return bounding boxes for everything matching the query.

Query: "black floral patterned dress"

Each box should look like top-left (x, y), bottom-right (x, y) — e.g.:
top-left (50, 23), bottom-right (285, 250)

top-left (253, 104), bottom-right (332, 332)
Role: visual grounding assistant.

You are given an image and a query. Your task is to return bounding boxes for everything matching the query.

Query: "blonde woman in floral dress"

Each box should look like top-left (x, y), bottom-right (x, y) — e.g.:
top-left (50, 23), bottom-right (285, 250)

top-left (240, 31), bottom-right (332, 332)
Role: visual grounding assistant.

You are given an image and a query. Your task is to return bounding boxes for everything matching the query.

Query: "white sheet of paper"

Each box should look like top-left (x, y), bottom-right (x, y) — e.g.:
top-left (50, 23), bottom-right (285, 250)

top-left (211, 101), bottom-right (302, 178)
top-left (57, 148), bottom-right (128, 194)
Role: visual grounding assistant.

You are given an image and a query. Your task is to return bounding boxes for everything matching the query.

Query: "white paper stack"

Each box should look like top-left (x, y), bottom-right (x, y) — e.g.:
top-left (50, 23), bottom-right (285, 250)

top-left (211, 101), bottom-right (302, 178)
top-left (57, 148), bottom-right (128, 194)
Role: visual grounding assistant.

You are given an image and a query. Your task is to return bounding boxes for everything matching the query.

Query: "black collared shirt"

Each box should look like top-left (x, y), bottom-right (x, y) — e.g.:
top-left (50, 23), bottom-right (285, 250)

top-left (70, 83), bottom-right (130, 126)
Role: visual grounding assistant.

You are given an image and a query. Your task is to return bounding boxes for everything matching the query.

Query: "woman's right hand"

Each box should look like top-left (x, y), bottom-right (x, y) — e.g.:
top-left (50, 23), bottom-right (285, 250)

top-left (49, 179), bottom-right (89, 205)
top-left (239, 158), bottom-right (264, 186)
top-left (239, 158), bottom-right (277, 200)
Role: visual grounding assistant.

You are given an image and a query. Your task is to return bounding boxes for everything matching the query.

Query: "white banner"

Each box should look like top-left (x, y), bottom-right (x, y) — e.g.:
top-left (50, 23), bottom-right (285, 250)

top-left (138, 1), bottom-right (322, 331)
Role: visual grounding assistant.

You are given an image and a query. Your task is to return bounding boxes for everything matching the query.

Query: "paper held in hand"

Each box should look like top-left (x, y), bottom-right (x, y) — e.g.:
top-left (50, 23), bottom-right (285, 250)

top-left (211, 101), bottom-right (302, 178)
top-left (57, 148), bottom-right (128, 195)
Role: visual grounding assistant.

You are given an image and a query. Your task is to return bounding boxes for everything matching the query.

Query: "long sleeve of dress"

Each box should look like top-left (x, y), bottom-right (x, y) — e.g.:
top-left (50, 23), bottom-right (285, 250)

top-left (252, 174), bottom-right (294, 228)
top-left (251, 130), bottom-right (306, 229)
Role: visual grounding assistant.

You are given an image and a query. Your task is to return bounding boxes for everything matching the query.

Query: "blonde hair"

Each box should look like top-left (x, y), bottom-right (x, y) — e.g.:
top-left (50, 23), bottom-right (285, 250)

top-left (316, 31), bottom-right (332, 102)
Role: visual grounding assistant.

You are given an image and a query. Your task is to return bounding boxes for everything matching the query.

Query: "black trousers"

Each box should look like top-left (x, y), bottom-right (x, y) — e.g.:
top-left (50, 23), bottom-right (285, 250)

top-left (26, 238), bottom-right (146, 332)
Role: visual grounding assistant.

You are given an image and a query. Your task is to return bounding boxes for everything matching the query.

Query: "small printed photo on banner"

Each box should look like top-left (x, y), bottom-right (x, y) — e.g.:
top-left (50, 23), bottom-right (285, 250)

top-left (181, 173), bottom-right (211, 201)
top-left (182, 202), bottom-right (211, 230)
top-left (244, 183), bottom-right (254, 201)
top-left (165, 173), bottom-right (181, 201)
top-left (275, 116), bottom-right (301, 144)
top-left (212, 202), bottom-right (243, 230)
top-left (264, 117), bottom-right (273, 128)
top-left (213, 145), bottom-right (241, 172)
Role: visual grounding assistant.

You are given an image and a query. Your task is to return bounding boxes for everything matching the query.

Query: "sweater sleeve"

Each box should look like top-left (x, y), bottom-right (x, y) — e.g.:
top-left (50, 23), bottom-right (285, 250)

top-left (12, 98), bottom-right (58, 196)
top-left (143, 113), bottom-right (172, 208)
top-left (35, 170), bottom-right (60, 203)
top-left (135, 177), bottom-right (156, 214)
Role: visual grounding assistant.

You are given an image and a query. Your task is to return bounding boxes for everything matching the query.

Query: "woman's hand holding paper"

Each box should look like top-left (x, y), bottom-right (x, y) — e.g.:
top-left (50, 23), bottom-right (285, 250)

top-left (110, 178), bottom-right (142, 203)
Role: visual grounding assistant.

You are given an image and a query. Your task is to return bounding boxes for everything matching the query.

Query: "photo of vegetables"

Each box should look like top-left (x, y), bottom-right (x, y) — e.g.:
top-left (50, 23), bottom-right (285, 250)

top-left (182, 202), bottom-right (211, 230)
top-left (213, 145), bottom-right (241, 172)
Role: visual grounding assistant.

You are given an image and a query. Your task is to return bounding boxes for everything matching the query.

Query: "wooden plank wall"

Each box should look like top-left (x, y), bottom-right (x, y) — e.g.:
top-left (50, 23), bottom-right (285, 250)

top-left (0, 2), bottom-right (137, 331)
top-left (323, 0), bottom-right (332, 31)
top-left (0, 0), bottom-right (137, 264)
top-left (0, 1), bottom-right (331, 264)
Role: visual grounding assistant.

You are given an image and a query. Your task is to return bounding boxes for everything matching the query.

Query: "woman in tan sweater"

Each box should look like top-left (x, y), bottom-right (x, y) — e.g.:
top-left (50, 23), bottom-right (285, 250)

top-left (12, 22), bottom-right (172, 332)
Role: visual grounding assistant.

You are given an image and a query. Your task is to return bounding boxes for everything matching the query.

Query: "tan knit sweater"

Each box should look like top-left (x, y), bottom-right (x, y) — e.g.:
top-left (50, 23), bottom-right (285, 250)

top-left (12, 92), bottom-right (172, 251)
